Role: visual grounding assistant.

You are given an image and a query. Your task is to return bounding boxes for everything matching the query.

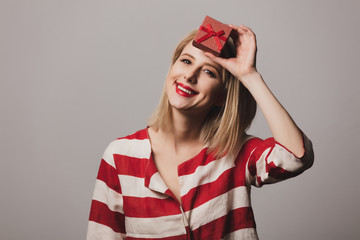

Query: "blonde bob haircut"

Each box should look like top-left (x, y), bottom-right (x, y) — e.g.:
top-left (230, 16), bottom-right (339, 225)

top-left (148, 29), bottom-right (257, 157)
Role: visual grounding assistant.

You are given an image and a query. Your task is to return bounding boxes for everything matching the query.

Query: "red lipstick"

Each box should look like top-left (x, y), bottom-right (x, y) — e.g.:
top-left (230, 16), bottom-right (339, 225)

top-left (176, 82), bottom-right (198, 97)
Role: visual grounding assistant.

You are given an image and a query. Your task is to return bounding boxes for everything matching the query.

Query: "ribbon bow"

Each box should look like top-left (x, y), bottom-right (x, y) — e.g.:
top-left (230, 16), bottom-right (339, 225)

top-left (195, 24), bottom-right (227, 51)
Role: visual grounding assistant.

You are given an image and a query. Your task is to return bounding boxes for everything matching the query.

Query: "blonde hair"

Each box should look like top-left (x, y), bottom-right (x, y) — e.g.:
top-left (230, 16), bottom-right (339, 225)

top-left (148, 29), bottom-right (257, 157)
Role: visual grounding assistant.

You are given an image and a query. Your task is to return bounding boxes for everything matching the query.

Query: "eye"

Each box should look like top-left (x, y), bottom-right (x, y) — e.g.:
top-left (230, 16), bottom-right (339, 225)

top-left (204, 69), bottom-right (216, 78)
top-left (180, 59), bottom-right (191, 64)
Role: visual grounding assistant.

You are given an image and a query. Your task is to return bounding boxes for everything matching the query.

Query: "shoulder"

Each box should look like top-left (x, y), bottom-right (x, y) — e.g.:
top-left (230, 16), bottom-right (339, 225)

top-left (106, 128), bottom-right (151, 159)
top-left (116, 128), bottom-right (149, 141)
top-left (240, 133), bottom-right (261, 151)
top-left (236, 133), bottom-right (275, 159)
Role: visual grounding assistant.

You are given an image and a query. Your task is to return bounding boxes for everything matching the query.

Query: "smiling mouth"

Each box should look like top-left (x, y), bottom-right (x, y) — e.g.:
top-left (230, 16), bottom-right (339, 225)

top-left (176, 82), bottom-right (199, 96)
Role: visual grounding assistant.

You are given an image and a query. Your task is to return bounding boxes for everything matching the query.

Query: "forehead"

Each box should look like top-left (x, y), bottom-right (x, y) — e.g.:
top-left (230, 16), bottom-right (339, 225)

top-left (181, 42), bottom-right (222, 69)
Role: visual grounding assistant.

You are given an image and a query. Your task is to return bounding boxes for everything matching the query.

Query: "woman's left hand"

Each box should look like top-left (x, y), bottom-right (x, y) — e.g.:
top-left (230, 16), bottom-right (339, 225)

top-left (205, 24), bottom-right (258, 82)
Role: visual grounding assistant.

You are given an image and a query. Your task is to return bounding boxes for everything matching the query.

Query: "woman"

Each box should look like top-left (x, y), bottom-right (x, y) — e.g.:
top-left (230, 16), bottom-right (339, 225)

top-left (87, 24), bottom-right (314, 240)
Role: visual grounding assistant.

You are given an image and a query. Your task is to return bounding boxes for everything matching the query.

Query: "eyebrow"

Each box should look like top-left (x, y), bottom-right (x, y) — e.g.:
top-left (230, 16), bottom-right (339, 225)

top-left (181, 53), bottom-right (195, 59)
top-left (180, 53), bottom-right (221, 76)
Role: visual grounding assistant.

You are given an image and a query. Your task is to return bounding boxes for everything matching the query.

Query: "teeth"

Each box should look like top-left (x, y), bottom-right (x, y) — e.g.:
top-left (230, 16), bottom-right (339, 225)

top-left (177, 84), bottom-right (194, 95)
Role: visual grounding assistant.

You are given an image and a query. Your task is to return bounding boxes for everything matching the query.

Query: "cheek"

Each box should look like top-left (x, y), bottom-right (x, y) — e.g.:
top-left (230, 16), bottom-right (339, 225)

top-left (166, 68), bottom-right (180, 84)
top-left (165, 74), bottom-right (177, 96)
top-left (204, 81), bottom-right (223, 96)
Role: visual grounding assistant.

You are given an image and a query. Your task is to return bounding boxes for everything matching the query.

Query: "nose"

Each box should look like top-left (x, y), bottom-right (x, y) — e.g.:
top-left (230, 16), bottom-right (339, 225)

top-left (184, 69), bottom-right (198, 84)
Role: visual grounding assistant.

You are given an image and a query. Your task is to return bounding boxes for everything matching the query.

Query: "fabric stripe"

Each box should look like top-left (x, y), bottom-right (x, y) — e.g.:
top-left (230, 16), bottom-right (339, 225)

top-left (125, 214), bottom-right (186, 239)
top-left (267, 161), bottom-right (300, 180)
top-left (148, 172), bottom-right (170, 194)
top-left (245, 157), bottom-right (255, 187)
top-left (268, 144), bottom-right (303, 172)
top-left (119, 128), bottom-right (149, 140)
top-left (102, 143), bottom-right (116, 168)
top-left (185, 186), bottom-right (250, 230)
top-left (191, 207), bottom-right (256, 239)
top-left (221, 228), bottom-right (258, 240)
top-left (92, 179), bottom-right (124, 214)
top-left (181, 168), bottom-right (247, 211)
top-left (178, 154), bottom-right (235, 196)
top-left (89, 200), bottom-right (125, 234)
top-left (255, 147), bottom-right (277, 186)
top-left (246, 139), bottom-right (265, 177)
top-left (119, 175), bottom-right (168, 199)
top-left (123, 196), bottom-right (181, 218)
top-left (253, 146), bottom-right (273, 179)
top-left (97, 159), bottom-right (121, 194)
top-left (177, 148), bottom-right (212, 175)
top-left (111, 138), bottom-right (151, 159)
top-left (114, 154), bottom-right (148, 177)
top-left (126, 233), bottom-right (187, 240)
top-left (87, 221), bottom-right (126, 240)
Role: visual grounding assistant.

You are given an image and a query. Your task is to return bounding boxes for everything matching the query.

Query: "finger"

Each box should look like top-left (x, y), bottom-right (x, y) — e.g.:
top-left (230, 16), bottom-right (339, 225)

top-left (239, 25), bottom-right (256, 38)
top-left (229, 24), bottom-right (247, 35)
top-left (228, 25), bottom-right (246, 45)
top-left (239, 24), bottom-right (249, 30)
top-left (204, 52), bottom-right (230, 69)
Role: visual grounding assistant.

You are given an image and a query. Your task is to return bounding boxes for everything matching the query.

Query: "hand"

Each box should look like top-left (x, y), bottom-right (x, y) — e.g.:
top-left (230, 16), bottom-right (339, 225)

top-left (205, 24), bottom-right (258, 82)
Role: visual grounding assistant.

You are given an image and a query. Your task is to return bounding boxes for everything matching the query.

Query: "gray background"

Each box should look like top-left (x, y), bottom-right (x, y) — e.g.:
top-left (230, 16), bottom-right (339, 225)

top-left (1, 0), bottom-right (359, 239)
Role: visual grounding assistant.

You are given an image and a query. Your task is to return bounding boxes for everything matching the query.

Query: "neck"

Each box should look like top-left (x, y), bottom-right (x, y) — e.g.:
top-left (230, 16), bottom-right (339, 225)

top-left (166, 109), bottom-right (207, 147)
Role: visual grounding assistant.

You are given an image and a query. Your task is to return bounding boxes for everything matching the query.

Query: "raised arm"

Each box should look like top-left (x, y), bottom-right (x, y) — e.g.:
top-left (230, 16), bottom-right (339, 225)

top-left (205, 24), bottom-right (305, 157)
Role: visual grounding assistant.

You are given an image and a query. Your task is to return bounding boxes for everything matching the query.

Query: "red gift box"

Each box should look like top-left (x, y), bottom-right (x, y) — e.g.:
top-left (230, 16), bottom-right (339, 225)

top-left (192, 16), bottom-right (233, 57)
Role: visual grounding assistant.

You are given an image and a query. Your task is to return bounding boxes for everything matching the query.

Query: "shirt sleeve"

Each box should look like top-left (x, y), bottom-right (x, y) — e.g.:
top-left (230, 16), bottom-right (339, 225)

top-left (87, 143), bottom-right (126, 240)
top-left (246, 132), bottom-right (314, 187)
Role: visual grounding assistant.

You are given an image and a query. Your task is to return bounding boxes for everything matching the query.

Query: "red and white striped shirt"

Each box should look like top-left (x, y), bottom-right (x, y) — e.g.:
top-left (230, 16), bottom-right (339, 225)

top-left (87, 128), bottom-right (313, 240)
